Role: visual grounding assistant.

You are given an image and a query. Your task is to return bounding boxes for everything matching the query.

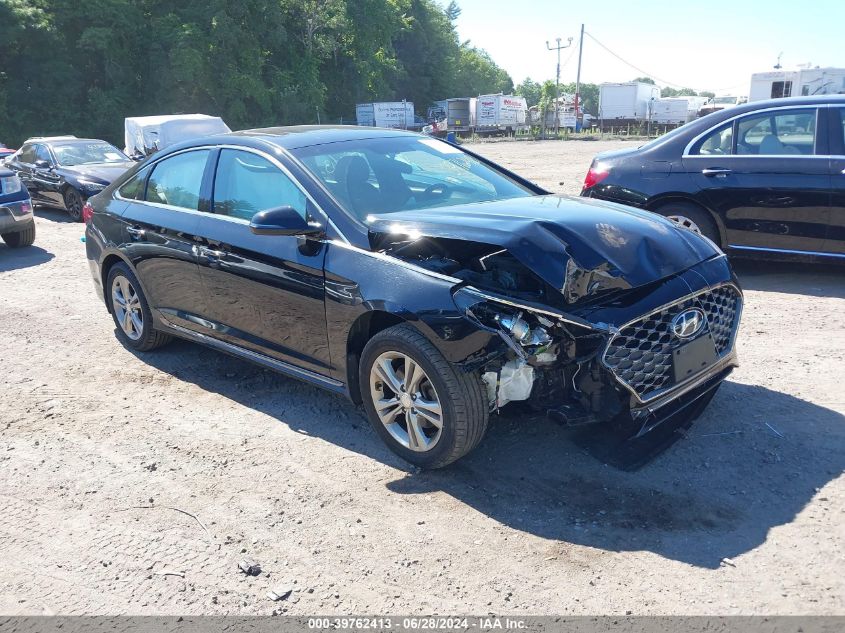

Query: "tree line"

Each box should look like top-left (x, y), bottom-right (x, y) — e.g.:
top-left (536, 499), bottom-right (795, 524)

top-left (0, 0), bottom-right (513, 146)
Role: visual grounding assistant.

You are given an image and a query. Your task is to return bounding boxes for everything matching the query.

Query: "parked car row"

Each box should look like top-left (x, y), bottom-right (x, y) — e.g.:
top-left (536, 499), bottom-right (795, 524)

top-left (0, 166), bottom-right (35, 248)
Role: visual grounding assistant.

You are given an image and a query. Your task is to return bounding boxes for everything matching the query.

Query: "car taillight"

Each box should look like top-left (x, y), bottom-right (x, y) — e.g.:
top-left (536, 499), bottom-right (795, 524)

top-left (582, 162), bottom-right (610, 191)
top-left (82, 202), bottom-right (95, 224)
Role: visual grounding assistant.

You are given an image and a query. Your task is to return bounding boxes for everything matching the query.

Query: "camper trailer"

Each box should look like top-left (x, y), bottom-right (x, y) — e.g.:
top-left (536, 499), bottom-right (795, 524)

top-left (749, 67), bottom-right (845, 102)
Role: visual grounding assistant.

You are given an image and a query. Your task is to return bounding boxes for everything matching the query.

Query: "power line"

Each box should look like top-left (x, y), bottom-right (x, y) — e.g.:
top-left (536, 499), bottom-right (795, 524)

top-left (584, 30), bottom-right (691, 89)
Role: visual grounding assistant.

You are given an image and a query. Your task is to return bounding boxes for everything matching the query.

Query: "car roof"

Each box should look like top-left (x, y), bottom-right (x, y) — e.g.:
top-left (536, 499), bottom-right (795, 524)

top-left (232, 125), bottom-right (421, 149)
top-left (25, 137), bottom-right (111, 146)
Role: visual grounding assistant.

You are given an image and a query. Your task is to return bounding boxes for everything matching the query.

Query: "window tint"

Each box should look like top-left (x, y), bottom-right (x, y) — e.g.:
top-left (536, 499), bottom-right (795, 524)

top-left (118, 167), bottom-right (151, 200)
top-left (693, 122), bottom-right (733, 155)
top-left (17, 145), bottom-right (36, 164)
top-left (838, 109), bottom-right (845, 150)
top-left (145, 150), bottom-right (210, 210)
top-left (736, 109), bottom-right (816, 155)
top-left (212, 149), bottom-right (306, 221)
top-left (35, 145), bottom-right (52, 164)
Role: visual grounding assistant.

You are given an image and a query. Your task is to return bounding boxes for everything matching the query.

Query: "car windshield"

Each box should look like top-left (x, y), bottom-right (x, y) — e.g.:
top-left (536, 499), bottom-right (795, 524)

top-left (52, 142), bottom-right (127, 166)
top-left (291, 136), bottom-right (534, 219)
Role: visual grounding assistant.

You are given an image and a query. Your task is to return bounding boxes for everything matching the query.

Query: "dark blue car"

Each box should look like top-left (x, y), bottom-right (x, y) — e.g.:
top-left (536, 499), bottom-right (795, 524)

top-left (0, 166), bottom-right (35, 247)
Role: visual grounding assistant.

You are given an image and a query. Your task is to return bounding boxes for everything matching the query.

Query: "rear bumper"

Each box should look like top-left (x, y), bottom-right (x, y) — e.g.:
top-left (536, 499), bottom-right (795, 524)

top-left (0, 198), bottom-right (34, 233)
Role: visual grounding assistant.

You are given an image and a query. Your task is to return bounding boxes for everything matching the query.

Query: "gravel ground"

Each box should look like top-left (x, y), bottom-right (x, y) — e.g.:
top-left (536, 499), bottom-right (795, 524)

top-left (1, 139), bottom-right (843, 616)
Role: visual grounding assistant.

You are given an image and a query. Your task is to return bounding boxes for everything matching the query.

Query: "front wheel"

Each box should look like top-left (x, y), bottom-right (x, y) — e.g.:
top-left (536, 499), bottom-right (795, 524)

top-left (359, 324), bottom-right (488, 469)
top-left (63, 187), bottom-right (84, 222)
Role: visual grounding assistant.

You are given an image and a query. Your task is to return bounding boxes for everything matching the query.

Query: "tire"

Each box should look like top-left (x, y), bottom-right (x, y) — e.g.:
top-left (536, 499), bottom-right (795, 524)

top-left (1, 223), bottom-right (36, 248)
top-left (63, 187), bottom-right (84, 222)
top-left (106, 262), bottom-right (172, 352)
top-left (653, 201), bottom-right (721, 246)
top-left (359, 324), bottom-right (488, 469)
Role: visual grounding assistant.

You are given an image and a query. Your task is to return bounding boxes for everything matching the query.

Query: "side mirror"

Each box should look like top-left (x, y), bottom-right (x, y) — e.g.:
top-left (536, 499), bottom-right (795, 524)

top-left (249, 205), bottom-right (322, 237)
top-left (34, 159), bottom-right (52, 169)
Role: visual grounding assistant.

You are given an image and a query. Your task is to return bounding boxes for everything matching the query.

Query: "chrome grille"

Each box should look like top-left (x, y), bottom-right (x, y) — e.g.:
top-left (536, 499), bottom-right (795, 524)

top-left (603, 285), bottom-right (741, 401)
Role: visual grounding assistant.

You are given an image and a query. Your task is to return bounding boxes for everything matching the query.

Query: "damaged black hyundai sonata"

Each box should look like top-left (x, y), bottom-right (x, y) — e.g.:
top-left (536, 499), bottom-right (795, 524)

top-left (84, 126), bottom-right (743, 468)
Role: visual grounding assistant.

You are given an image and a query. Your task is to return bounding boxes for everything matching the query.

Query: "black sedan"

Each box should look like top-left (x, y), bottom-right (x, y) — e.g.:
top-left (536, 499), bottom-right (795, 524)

top-left (5, 136), bottom-right (134, 221)
top-left (582, 95), bottom-right (845, 260)
top-left (85, 126), bottom-right (742, 468)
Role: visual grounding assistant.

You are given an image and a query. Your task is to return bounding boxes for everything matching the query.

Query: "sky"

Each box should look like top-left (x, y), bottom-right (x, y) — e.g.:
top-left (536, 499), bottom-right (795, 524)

top-left (451, 0), bottom-right (845, 96)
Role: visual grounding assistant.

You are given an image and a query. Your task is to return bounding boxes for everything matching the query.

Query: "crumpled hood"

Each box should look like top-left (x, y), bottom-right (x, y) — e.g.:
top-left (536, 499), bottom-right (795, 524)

top-left (62, 162), bottom-right (134, 184)
top-left (368, 195), bottom-right (721, 303)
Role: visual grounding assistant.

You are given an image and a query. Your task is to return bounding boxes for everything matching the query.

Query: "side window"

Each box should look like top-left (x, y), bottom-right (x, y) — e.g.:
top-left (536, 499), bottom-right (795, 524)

top-left (118, 167), bottom-right (151, 200)
top-left (145, 150), bottom-right (210, 210)
top-left (18, 144), bottom-right (36, 164)
top-left (838, 109), bottom-right (845, 151)
top-left (736, 109), bottom-right (816, 156)
top-left (35, 145), bottom-right (52, 164)
top-left (212, 149), bottom-right (306, 221)
top-left (692, 122), bottom-right (733, 155)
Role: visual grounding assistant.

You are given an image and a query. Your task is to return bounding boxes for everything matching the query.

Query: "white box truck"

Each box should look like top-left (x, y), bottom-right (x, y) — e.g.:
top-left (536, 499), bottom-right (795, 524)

top-left (356, 102), bottom-right (415, 128)
top-left (749, 68), bottom-right (845, 102)
top-left (599, 82), bottom-right (661, 122)
top-left (473, 94), bottom-right (527, 133)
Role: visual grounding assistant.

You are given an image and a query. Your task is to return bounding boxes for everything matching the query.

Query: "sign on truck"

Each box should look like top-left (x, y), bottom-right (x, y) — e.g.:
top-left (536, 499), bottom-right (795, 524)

top-left (474, 94), bottom-right (527, 133)
top-left (356, 102), bottom-right (415, 129)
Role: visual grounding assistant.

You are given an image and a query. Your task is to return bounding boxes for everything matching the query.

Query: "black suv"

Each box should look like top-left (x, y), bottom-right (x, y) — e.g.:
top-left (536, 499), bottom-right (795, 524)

top-left (582, 95), bottom-right (845, 261)
top-left (6, 136), bottom-right (134, 221)
top-left (85, 126), bottom-right (742, 468)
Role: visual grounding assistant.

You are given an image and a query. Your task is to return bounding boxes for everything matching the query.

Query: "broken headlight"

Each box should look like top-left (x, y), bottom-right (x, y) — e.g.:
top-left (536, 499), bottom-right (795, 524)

top-left (453, 287), bottom-right (556, 357)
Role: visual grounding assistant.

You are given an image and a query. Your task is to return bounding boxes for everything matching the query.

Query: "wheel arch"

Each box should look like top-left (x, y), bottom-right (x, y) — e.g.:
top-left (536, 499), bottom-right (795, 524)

top-left (99, 251), bottom-right (135, 313)
top-left (645, 194), bottom-right (726, 248)
top-left (345, 310), bottom-right (408, 404)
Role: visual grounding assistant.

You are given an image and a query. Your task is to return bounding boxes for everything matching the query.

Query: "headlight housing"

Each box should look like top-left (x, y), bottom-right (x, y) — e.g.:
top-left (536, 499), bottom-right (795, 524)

top-left (0, 174), bottom-right (22, 195)
top-left (78, 179), bottom-right (107, 193)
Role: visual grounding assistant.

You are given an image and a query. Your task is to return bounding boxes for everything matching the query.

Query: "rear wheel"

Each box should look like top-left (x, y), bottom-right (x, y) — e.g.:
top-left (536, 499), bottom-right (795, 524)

top-left (653, 201), bottom-right (720, 246)
top-left (63, 187), bottom-right (84, 222)
top-left (1, 223), bottom-right (36, 248)
top-left (106, 262), bottom-right (171, 351)
top-left (359, 324), bottom-right (488, 469)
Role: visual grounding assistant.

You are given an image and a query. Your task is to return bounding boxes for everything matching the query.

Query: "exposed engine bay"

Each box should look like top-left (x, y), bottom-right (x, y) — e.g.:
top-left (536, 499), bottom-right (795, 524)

top-left (376, 234), bottom-right (628, 426)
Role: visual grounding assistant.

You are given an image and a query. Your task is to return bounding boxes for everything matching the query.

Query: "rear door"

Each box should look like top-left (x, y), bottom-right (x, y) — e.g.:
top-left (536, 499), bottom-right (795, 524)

top-left (683, 106), bottom-right (830, 254)
top-left (827, 106), bottom-right (845, 255)
top-left (194, 147), bottom-right (332, 375)
top-left (117, 149), bottom-right (210, 333)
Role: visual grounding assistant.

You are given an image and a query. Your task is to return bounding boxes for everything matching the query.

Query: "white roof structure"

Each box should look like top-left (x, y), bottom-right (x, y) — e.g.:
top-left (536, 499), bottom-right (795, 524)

top-left (124, 114), bottom-right (231, 157)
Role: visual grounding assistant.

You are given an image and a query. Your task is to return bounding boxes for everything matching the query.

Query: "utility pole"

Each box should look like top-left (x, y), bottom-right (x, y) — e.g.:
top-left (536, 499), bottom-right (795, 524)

top-left (575, 24), bottom-right (585, 126)
top-left (546, 36), bottom-right (573, 136)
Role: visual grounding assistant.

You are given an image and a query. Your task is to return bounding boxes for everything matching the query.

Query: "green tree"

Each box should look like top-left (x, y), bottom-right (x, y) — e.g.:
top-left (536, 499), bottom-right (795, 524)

top-left (515, 78), bottom-right (542, 107)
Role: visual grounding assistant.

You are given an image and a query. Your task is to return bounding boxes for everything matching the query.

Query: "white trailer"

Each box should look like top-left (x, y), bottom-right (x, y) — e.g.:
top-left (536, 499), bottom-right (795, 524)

top-left (473, 94), bottom-right (527, 133)
top-left (355, 102), bottom-right (415, 129)
top-left (599, 82), bottom-right (661, 122)
top-left (124, 114), bottom-right (230, 158)
top-left (652, 98), bottom-right (689, 125)
top-left (749, 67), bottom-right (845, 102)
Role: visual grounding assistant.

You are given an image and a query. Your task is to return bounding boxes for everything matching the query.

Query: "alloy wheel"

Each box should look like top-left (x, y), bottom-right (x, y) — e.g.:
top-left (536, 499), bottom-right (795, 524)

top-left (369, 351), bottom-right (443, 452)
top-left (111, 275), bottom-right (144, 340)
top-left (666, 214), bottom-right (703, 235)
top-left (65, 190), bottom-right (83, 221)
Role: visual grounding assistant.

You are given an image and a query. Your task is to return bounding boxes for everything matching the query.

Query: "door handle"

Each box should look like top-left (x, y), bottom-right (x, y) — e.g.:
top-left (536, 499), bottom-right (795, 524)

top-left (126, 226), bottom-right (146, 240)
top-left (702, 168), bottom-right (732, 177)
top-left (198, 245), bottom-right (227, 259)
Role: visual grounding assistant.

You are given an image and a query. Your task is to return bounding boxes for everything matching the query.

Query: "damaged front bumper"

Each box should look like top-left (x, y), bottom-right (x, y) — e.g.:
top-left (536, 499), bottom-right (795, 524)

top-left (453, 258), bottom-right (743, 437)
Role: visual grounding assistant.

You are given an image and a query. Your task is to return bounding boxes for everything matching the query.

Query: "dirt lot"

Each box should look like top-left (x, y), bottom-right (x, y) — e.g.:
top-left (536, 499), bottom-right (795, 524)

top-left (1, 139), bottom-right (843, 616)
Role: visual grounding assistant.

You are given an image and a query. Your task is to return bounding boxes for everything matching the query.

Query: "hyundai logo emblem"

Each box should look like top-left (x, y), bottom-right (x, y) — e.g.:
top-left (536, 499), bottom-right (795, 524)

top-left (671, 308), bottom-right (706, 339)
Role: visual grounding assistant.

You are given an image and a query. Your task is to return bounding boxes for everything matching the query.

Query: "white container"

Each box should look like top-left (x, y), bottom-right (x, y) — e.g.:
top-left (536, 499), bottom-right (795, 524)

top-left (599, 82), bottom-right (661, 121)
top-left (749, 68), bottom-right (845, 102)
top-left (124, 114), bottom-right (230, 158)
top-left (652, 98), bottom-right (691, 125)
